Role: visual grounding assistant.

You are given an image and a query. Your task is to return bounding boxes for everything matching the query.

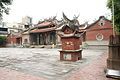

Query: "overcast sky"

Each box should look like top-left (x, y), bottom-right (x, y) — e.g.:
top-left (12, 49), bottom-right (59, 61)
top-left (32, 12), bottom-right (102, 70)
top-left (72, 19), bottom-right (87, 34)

top-left (3, 0), bottom-right (111, 24)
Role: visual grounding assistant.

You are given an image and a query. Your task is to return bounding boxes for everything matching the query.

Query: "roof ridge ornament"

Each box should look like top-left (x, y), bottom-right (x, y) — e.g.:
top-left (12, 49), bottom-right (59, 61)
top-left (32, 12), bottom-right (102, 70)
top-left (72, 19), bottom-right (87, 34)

top-left (62, 12), bottom-right (79, 31)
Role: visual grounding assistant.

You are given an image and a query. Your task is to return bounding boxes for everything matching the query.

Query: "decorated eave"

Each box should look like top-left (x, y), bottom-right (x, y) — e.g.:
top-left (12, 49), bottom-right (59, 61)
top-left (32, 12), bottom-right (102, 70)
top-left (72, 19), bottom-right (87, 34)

top-left (61, 25), bottom-right (79, 32)
top-left (58, 30), bottom-right (80, 38)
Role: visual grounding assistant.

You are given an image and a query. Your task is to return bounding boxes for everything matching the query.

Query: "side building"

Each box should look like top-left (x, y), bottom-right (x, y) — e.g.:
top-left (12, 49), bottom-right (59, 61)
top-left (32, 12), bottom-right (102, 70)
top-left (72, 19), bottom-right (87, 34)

top-left (6, 16), bottom-right (33, 47)
top-left (83, 16), bottom-right (113, 49)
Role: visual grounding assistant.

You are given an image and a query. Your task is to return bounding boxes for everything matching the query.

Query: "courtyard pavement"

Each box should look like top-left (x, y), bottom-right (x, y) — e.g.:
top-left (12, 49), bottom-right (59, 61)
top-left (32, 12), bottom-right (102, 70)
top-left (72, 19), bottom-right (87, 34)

top-left (0, 48), bottom-right (116, 80)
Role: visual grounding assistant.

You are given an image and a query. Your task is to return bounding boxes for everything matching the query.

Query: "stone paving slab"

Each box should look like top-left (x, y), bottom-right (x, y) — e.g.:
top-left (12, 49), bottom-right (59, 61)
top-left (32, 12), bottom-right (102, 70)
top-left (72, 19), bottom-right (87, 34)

top-left (0, 67), bottom-right (46, 80)
top-left (0, 48), bottom-right (105, 80)
top-left (66, 53), bottom-right (116, 80)
top-left (0, 48), bottom-right (117, 80)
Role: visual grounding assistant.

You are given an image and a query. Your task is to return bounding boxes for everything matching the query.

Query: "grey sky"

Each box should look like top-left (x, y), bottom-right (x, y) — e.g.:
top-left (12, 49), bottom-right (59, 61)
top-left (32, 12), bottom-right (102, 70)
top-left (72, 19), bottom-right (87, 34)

top-left (3, 0), bottom-right (111, 24)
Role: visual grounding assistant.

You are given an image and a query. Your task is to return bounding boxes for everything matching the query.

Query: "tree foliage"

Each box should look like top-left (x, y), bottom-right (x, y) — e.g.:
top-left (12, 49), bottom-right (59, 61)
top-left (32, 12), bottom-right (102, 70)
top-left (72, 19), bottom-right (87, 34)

top-left (0, 36), bottom-right (7, 46)
top-left (0, 0), bottom-right (13, 21)
top-left (107, 0), bottom-right (120, 34)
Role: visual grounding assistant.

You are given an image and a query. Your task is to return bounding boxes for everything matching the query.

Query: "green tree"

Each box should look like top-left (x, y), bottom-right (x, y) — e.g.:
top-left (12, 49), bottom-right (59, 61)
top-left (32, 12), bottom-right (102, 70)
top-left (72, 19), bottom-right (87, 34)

top-left (0, 0), bottom-right (13, 21)
top-left (0, 36), bottom-right (7, 46)
top-left (107, 0), bottom-right (120, 34)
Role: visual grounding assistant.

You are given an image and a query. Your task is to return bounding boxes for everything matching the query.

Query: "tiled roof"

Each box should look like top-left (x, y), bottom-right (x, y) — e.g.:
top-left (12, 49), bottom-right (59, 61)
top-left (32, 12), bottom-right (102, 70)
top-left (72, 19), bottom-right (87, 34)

top-left (36, 22), bottom-right (52, 27)
top-left (30, 27), bottom-right (56, 33)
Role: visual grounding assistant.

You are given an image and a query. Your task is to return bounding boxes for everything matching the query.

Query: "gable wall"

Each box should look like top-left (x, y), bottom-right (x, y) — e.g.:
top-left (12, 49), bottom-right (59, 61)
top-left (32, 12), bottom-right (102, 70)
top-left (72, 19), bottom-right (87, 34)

top-left (86, 20), bottom-right (113, 41)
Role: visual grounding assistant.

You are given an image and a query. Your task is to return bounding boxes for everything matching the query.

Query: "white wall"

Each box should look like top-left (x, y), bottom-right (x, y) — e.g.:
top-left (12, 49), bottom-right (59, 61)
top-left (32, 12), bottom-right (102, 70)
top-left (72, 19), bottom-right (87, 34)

top-left (22, 34), bottom-right (30, 45)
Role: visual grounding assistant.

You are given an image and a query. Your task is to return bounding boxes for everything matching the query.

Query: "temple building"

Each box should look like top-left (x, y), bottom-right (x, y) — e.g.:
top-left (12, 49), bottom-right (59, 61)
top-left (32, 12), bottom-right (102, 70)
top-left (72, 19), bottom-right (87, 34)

top-left (6, 15), bottom-right (113, 48)
top-left (21, 17), bottom-right (59, 47)
top-left (29, 22), bottom-right (57, 45)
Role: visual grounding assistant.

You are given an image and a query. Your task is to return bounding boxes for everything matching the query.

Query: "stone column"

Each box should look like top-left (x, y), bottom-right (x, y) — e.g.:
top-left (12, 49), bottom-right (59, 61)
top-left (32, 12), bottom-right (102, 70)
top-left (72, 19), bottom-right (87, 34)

top-left (37, 34), bottom-right (39, 45)
top-left (106, 35), bottom-right (120, 78)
